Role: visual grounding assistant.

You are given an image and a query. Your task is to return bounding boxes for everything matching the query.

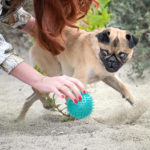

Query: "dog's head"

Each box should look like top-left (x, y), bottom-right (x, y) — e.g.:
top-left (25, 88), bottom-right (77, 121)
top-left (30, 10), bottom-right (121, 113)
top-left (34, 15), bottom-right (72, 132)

top-left (95, 28), bottom-right (139, 73)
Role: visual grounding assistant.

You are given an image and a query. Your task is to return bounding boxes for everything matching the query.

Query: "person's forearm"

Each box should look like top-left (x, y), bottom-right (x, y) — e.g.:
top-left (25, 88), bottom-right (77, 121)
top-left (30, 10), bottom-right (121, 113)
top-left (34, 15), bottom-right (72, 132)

top-left (22, 17), bottom-right (36, 37)
top-left (10, 62), bottom-right (43, 88)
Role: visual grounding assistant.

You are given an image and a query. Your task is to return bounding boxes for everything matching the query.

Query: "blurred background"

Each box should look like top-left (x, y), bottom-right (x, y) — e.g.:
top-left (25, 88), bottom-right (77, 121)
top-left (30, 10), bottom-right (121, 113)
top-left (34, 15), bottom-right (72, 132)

top-left (0, 0), bottom-right (149, 79)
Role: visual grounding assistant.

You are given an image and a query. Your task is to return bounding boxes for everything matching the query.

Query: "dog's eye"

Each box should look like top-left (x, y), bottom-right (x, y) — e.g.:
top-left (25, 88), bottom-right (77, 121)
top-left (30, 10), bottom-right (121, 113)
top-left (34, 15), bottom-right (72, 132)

top-left (119, 52), bottom-right (128, 60)
top-left (100, 49), bottom-right (109, 57)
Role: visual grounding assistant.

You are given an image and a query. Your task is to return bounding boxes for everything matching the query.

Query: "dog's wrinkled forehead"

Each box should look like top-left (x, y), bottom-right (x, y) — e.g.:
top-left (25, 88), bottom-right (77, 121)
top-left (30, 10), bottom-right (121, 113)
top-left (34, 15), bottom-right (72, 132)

top-left (96, 28), bottom-right (139, 49)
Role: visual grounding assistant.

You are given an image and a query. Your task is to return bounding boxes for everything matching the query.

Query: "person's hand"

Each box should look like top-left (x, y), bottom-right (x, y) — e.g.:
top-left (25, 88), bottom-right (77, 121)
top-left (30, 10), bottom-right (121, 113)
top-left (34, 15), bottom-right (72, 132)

top-left (10, 62), bottom-right (86, 103)
top-left (33, 75), bottom-right (86, 103)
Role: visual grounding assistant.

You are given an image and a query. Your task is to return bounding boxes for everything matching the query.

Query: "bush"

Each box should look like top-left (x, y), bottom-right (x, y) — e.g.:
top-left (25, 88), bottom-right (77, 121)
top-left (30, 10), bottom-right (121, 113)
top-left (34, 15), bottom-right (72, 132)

top-left (79, 0), bottom-right (111, 31)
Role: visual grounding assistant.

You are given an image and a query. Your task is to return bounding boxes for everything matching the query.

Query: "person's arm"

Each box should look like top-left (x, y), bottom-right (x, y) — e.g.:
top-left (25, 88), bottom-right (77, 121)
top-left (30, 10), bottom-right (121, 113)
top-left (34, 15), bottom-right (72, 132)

top-left (21, 17), bottom-right (36, 36)
top-left (10, 62), bottom-right (85, 103)
top-left (1, 6), bottom-right (36, 37)
top-left (1, 7), bottom-right (32, 30)
top-left (0, 33), bottom-right (85, 102)
top-left (0, 35), bottom-right (84, 102)
top-left (0, 6), bottom-right (85, 102)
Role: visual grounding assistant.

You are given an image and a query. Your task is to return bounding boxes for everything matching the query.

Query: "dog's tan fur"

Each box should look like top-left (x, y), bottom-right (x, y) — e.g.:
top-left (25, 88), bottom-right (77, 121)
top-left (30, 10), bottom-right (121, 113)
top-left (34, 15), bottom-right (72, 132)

top-left (16, 27), bottom-right (137, 121)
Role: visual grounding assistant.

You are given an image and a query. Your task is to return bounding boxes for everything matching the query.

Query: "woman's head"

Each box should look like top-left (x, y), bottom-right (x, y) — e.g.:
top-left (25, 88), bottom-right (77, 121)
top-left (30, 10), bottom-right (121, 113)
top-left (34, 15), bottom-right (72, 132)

top-left (11, 0), bottom-right (96, 55)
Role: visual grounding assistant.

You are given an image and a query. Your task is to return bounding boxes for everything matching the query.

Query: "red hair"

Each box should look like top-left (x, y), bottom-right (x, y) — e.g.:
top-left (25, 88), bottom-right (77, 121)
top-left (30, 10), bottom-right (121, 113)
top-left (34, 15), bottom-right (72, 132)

top-left (33, 0), bottom-right (95, 55)
top-left (11, 0), bottom-right (97, 55)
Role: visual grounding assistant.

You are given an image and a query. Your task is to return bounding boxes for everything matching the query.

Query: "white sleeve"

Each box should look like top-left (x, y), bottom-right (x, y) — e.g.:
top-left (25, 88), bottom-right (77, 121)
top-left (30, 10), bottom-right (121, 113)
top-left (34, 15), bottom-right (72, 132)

top-left (0, 34), bottom-right (23, 73)
top-left (1, 7), bottom-right (32, 30)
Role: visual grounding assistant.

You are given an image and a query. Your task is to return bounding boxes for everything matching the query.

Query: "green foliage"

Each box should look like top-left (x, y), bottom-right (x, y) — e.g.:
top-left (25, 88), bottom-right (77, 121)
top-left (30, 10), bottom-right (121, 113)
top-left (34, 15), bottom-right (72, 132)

top-left (34, 65), bottom-right (47, 76)
top-left (61, 116), bottom-right (75, 123)
top-left (108, 0), bottom-right (150, 78)
top-left (41, 93), bottom-right (56, 106)
top-left (79, 0), bottom-right (111, 31)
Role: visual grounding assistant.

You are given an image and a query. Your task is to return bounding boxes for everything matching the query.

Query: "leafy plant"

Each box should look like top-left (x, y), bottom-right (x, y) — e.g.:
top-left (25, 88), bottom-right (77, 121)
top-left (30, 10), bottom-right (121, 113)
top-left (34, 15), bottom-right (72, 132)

top-left (79, 0), bottom-right (111, 31)
top-left (34, 65), bottom-right (47, 76)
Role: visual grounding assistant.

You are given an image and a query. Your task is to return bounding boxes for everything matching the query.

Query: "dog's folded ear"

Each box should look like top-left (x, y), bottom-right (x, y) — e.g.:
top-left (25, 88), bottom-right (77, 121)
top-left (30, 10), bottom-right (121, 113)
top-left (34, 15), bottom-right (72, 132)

top-left (96, 30), bottom-right (110, 44)
top-left (126, 34), bottom-right (139, 48)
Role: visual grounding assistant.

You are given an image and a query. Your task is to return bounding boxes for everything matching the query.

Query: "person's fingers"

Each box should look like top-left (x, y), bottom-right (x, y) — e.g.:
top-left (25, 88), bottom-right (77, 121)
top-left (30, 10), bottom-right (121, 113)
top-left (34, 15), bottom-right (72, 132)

top-left (64, 81), bottom-right (82, 101)
top-left (58, 86), bottom-right (78, 103)
top-left (64, 75), bottom-right (86, 93)
top-left (53, 88), bottom-right (66, 99)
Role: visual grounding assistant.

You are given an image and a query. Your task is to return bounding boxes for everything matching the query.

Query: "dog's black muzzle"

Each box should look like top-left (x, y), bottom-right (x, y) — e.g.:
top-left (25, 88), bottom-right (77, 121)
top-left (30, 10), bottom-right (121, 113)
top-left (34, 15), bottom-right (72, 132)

top-left (101, 55), bottom-right (122, 73)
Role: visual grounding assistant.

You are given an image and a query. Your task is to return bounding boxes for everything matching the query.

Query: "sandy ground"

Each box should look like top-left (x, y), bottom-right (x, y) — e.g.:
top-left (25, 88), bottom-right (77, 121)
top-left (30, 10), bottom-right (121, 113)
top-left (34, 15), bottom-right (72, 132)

top-left (0, 55), bottom-right (150, 150)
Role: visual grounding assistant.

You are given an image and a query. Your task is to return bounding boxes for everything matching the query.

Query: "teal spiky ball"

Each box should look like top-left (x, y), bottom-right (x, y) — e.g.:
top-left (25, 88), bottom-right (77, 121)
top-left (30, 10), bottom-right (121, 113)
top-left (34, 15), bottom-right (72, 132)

top-left (67, 93), bottom-right (94, 119)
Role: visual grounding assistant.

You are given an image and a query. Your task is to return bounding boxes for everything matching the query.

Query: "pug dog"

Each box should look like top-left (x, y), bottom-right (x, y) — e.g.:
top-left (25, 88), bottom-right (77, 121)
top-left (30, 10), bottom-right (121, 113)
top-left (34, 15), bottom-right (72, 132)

top-left (16, 27), bottom-right (138, 121)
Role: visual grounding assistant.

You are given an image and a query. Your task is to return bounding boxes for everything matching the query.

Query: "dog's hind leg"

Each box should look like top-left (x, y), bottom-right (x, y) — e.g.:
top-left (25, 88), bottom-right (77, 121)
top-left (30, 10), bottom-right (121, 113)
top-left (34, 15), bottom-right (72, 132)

top-left (103, 75), bottom-right (135, 105)
top-left (16, 89), bottom-right (54, 122)
top-left (15, 92), bottom-right (39, 122)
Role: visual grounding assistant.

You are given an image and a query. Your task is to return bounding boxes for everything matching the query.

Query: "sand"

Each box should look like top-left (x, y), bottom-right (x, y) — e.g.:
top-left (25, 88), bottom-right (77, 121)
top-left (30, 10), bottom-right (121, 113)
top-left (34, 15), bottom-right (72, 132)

top-left (0, 59), bottom-right (150, 150)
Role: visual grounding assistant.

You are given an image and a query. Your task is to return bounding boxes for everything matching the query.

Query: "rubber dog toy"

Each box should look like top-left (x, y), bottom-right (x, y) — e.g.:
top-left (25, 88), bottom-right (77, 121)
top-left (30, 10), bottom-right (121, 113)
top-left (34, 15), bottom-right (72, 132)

top-left (67, 92), bottom-right (94, 119)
